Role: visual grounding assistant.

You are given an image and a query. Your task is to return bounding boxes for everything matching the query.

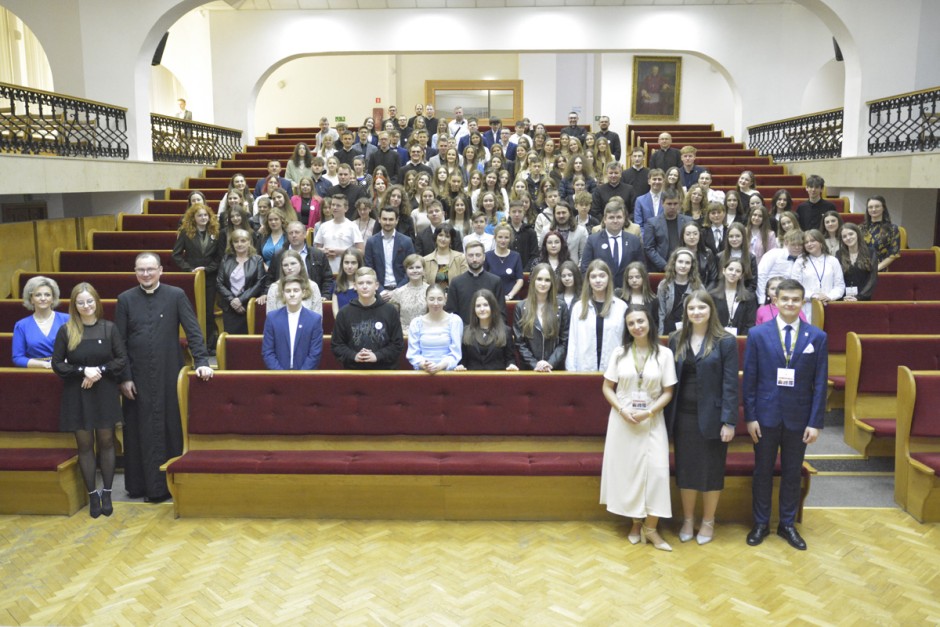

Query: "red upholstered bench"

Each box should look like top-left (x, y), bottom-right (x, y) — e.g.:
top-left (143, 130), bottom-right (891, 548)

top-left (216, 333), bottom-right (409, 371)
top-left (56, 250), bottom-right (179, 273)
top-left (872, 273), bottom-right (940, 301)
top-left (896, 368), bottom-right (940, 522)
top-left (813, 301), bottom-right (940, 409)
top-left (844, 333), bottom-right (940, 458)
top-left (891, 247), bottom-right (940, 273)
top-left (0, 369), bottom-right (85, 515)
top-left (165, 370), bottom-right (811, 521)
top-left (88, 230), bottom-right (179, 251)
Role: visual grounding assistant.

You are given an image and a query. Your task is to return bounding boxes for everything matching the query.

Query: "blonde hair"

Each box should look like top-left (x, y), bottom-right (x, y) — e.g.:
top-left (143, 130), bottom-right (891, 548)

top-left (65, 283), bottom-right (103, 351)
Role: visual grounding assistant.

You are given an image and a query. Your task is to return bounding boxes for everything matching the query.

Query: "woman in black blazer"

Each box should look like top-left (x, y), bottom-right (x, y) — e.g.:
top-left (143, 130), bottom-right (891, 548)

top-left (710, 257), bottom-right (757, 336)
top-left (455, 289), bottom-right (519, 371)
top-left (172, 203), bottom-right (223, 351)
top-left (513, 263), bottom-right (569, 371)
top-left (667, 289), bottom-right (739, 545)
top-left (216, 229), bottom-right (267, 335)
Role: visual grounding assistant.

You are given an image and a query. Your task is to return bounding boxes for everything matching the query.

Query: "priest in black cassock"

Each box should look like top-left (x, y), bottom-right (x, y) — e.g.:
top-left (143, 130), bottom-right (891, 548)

top-left (116, 252), bottom-right (214, 502)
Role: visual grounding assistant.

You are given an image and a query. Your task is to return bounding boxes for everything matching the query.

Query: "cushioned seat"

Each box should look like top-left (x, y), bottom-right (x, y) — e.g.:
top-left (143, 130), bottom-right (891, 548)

top-left (0, 448), bottom-right (77, 471)
top-left (168, 450), bottom-right (604, 476)
top-left (911, 453), bottom-right (940, 474)
top-left (829, 375), bottom-right (845, 390)
top-left (859, 418), bottom-right (897, 437)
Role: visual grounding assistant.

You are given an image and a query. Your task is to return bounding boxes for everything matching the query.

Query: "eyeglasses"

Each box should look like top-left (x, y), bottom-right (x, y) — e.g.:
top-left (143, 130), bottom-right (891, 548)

top-left (135, 267), bottom-right (159, 275)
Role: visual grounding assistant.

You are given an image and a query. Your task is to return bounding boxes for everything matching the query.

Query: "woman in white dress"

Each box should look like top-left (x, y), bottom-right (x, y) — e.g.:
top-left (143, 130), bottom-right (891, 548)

top-left (600, 304), bottom-right (677, 551)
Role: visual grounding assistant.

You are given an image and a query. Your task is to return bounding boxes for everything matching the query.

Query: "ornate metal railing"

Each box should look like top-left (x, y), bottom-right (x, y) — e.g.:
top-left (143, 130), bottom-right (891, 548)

top-left (747, 108), bottom-right (843, 161)
top-left (151, 114), bottom-right (242, 164)
top-left (0, 81), bottom-right (128, 159)
top-left (868, 86), bottom-right (940, 154)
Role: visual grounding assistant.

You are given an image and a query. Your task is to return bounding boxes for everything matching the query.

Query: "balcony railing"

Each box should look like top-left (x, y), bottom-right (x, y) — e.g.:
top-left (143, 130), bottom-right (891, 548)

top-left (868, 86), bottom-right (940, 154)
top-left (0, 81), bottom-right (128, 159)
top-left (151, 114), bottom-right (242, 164)
top-left (747, 108), bottom-right (843, 161)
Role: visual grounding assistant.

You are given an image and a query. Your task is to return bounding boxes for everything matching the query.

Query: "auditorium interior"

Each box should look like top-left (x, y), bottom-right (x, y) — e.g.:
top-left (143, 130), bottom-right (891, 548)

top-left (1, 0), bottom-right (939, 624)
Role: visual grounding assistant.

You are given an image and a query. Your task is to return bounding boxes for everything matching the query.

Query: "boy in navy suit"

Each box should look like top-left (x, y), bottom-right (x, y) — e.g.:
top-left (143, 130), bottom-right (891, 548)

top-left (743, 279), bottom-right (827, 550)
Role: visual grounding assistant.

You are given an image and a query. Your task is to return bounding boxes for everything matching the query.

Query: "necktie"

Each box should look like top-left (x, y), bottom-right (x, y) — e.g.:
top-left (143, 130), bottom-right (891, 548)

top-left (714, 228), bottom-right (722, 247)
top-left (612, 235), bottom-right (620, 266)
top-left (784, 324), bottom-right (793, 356)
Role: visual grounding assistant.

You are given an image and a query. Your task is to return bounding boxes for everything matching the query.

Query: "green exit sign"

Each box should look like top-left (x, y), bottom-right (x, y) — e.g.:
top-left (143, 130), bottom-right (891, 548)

top-left (335, 116), bottom-right (346, 122)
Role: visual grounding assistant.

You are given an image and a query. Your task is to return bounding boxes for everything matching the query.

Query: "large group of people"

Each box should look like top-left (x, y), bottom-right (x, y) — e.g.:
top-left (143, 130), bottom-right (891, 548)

top-left (13, 111), bottom-right (904, 548)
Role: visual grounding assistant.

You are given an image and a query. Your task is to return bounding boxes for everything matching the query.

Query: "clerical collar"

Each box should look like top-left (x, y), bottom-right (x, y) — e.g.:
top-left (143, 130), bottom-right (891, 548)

top-left (140, 282), bottom-right (161, 295)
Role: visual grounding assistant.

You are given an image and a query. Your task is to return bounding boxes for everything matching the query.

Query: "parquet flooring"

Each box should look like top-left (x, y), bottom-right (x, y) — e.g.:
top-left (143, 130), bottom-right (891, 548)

top-left (1, 505), bottom-right (938, 625)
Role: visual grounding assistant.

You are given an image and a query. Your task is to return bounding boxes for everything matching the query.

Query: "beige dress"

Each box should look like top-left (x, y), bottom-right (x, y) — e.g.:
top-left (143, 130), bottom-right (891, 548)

top-left (599, 345), bottom-right (677, 518)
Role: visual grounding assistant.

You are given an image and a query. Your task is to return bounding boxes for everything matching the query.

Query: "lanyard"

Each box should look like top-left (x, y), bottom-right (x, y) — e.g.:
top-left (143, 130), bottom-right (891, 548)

top-left (632, 343), bottom-right (651, 388)
top-left (807, 255), bottom-right (826, 288)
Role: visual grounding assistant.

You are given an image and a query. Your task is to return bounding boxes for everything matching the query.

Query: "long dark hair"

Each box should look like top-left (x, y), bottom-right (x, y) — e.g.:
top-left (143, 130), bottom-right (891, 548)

top-left (617, 304), bottom-right (660, 364)
top-left (672, 289), bottom-right (728, 362)
top-left (837, 223), bottom-right (874, 273)
top-left (463, 289), bottom-right (508, 347)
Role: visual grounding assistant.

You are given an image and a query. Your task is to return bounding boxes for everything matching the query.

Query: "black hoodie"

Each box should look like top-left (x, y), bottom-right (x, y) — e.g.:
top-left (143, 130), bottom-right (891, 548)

top-left (331, 298), bottom-right (404, 369)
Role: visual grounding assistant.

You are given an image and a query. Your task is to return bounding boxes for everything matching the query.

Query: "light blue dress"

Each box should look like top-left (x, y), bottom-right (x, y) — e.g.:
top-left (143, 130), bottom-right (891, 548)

top-left (406, 314), bottom-right (463, 370)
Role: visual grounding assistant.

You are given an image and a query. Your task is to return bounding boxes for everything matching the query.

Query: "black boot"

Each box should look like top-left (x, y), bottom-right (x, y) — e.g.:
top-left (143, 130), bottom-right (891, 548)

top-left (101, 489), bottom-right (113, 517)
top-left (89, 491), bottom-right (102, 519)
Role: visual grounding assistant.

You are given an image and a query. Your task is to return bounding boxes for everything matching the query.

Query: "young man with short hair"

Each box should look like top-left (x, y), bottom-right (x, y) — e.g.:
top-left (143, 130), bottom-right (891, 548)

top-left (643, 188), bottom-right (692, 272)
top-left (267, 220), bottom-right (335, 299)
top-left (254, 160), bottom-right (292, 198)
top-left (326, 163), bottom-right (367, 208)
top-left (796, 174), bottom-right (836, 232)
top-left (678, 145), bottom-right (704, 191)
top-left (633, 168), bottom-right (665, 237)
top-left (506, 200), bottom-right (539, 271)
top-left (703, 202), bottom-right (728, 257)
top-left (445, 240), bottom-right (506, 325)
top-left (743, 278), bottom-right (827, 551)
top-left (262, 276), bottom-right (324, 371)
top-left (594, 115), bottom-right (621, 163)
top-left (365, 207), bottom-right (416, 298)
top-left (313, 195), bottom-right (365, 274)
top-left (331, 267), bottom-right (404, 370)
top-left (622, 148), bottom-right (650, 197)
top-left (366, 131), bottom-right (400, 183)
top-left (590, 162), bottom-right (637, 221)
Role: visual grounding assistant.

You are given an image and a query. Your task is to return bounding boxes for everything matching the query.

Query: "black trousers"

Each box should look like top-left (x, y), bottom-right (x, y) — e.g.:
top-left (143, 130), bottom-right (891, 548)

top-left (751, 422), bottom-right (807, 525)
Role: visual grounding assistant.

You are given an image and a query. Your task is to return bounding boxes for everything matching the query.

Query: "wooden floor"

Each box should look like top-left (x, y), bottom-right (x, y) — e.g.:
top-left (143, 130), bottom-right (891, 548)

top-left (1, 505), bottom-right (938, 625)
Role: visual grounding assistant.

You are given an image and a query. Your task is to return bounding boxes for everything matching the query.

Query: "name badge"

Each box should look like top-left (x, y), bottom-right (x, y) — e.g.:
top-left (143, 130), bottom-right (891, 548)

top-left (845, 286), bottom-right (858, 297)
top-left (777, 368), bottom-right (795, 387)
top-left (724, 326), bottom-right (737, 336)
top-left (630, 391), bottom-right (650, 411)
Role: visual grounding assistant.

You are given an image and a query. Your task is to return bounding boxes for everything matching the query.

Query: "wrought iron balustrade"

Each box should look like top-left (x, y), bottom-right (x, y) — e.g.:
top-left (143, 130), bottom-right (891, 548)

top-left (748, 109), bottom-right (843, 161)
top-left (0, 81), bottom-right (128, 159)
top-left (868, 86), bottom-right (940, 154)
top-left (151, 114), bottom-right (242, 164)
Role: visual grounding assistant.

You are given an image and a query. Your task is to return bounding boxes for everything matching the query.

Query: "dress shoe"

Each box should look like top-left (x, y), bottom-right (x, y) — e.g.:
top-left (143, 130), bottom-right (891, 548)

top-left (627, 520), bottom-right (642, 545)
top-left (776, 524), bottom-right (807, 550)
top-left (145, 493), bottom-right (172, 504)
top-left (100, 489), bottom-right (113, 517)
top-left (678, 518), bottom-right (695, 543)
top-left (696, 519), bottom-right (715, 545)
top-left (641, 526), bottom-right (673, 552)
top-left (746, 523), bottom-right (770, 546)
top-left (88, 491), bottom-right (102, 519)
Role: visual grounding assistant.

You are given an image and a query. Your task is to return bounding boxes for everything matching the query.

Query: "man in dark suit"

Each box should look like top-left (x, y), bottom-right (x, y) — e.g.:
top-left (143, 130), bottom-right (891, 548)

top-left (579, 200), bottom-right (644, 288)
top-left (415, 201), bottom-right (463, 256)
top-left (364, 207), bottom-right (416, 299)
top-left (743, 279), bottom-right (827, 551)
top-left (590, 162), bottom-right (636, 221)
top-left (399, 144), bottom-right (433, 184)
top-left (649, 132), bottom-right (681, 172)
top-left (482, 117), bottom-right (502, 148)
top-left (643, 188), bottom-right (692, 272)
top-left (622, 148), bottom-right (651, 197)
top-left (269, 221), bottom-right (335, 298)
top-left (445, 240), bottom-right (505, 325)
top-left (702, 203), bottom-right (728, 257)
top-left (594, 115), bottom-right (621, 163)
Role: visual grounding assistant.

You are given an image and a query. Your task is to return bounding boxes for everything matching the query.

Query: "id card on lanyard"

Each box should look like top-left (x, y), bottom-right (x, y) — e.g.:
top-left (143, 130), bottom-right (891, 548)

top-left (777, 320), bottom-right (795, 387)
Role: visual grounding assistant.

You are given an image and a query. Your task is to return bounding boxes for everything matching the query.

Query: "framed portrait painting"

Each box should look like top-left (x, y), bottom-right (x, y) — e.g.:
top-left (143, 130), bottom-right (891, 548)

top-left (631, 56), bottom-right (681, 121)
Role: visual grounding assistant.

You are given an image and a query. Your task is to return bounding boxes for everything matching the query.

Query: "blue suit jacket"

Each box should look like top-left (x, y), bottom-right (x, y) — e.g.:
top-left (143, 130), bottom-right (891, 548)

top-left (743, 319), bottom-right (828, 431)
top-left (364, 231), bottom-right (416, 292)
top-left (633, 192), bottom-right (660, 237)
top-left (262, 307), bottom-right (324, 370)
top-left (579, 230), bottom-right (644, 289)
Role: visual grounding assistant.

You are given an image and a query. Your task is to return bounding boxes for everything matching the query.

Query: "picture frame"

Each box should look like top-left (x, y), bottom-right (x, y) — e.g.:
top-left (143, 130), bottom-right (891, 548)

top-left (631, 56), bottom-right (681, 121)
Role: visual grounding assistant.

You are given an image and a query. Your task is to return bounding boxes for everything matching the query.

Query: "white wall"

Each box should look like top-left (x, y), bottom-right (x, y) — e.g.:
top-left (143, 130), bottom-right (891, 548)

top-left (802, 59), bottom-right (845, 114)
top-left (160, 7), bottom-right (214, 122)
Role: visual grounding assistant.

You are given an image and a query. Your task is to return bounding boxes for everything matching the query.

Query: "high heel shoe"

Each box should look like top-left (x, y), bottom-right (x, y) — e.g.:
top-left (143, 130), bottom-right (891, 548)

top-left (88, 491), bottom-right (102, 519)
top-left (679, 518), bottom-right (695, 543)
top-left (696, 519), bottom-right (715, 545)
top-left (641, 526), bottom-right (672, 552)
top-left (100, 489), bottom-right (113, 517)
top-left (627, 519), bottom-right (642, 545)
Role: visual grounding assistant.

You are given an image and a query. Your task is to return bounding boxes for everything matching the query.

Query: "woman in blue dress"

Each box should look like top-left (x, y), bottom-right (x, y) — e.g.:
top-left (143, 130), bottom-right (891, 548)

top-left (406, 284), bottom-right (463, 373)
top-left (13, 276), bottom-right (69, 369)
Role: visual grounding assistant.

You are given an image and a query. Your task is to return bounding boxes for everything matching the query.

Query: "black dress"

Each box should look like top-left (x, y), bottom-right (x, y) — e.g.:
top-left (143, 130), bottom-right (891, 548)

top-left (673, 354), bottom-right (729, 491)
top-left (52, 321), bottom-right (127, 432)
